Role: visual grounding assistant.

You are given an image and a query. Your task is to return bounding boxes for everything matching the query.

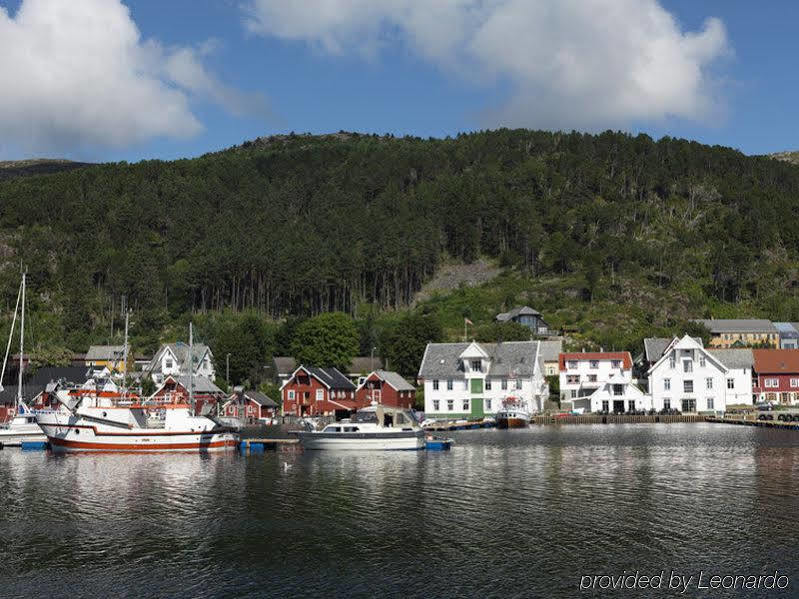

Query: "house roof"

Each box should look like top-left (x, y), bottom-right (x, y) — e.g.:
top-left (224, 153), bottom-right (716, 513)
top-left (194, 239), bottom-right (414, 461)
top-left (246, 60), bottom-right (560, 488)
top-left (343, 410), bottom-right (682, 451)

top-left (643, 337), bottom-right (703, 363)
top-left (694, 319), bottom-right (777, 334)
top-left (706, 349), bottom-right (754, 370)
top-left (558, 352), bottom-right (633, 371)
top-left (149, 342), bottom-right (212, 374)
top-left (418, 341), bottom-right (541, 379)
top-left (85, 345), bottom-right (125, 361)
top-left (289, 366), bottom-right (356, 390)
top-left (162, 375), bottom-right (224, 394)
top-left (774, 322), bottom-right (799, 337)
top-left (0, 366), bottom-right (87, 405)
top-left (243, 390), bottom-right (278, 407)
top-left (538, 339), bottom-right (563, 363)
top-left (496, 305), bottom-right (542, 322)
top-left (753, 349), bottom-right (799, 373)
top-left (274, 356), bottom-right (384, 377)
top-left (361, 370), bottom-right (415, 392)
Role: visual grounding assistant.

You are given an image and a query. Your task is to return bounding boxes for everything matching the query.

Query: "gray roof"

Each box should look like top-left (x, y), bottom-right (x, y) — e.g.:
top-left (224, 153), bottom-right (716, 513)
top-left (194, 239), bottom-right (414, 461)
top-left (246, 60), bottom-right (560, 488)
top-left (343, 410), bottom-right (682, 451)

top-left (418, 341), bottom-right (540, 379)
top-left (165, 375), bottom-right (224, 394)
top-left (0, 366), bottom-right (87, 405)
top-left (538, 339), bottom-right (563, 363)
top-left (149, 342), bottom-right (212, 374)
top-left (85, 345), bottom-right (125, 362)
top-left (643, 337), bottom-right (703, 363)
top-left (694, 319), bottom-right (777, 334)
top-left (243, 390), bottom-right (278, 407)
top-left (370, 370), bottom-right (415, 391)
top-left (273, 356), bottom-right (297, 375)
top-left (296, 366), bottom-right (356, 390)
top-left (496, 306), bottom-right (542, 322)
top-left (775, 322), bottom-right (799, 337)
top-left (706, 348), bottom-right (754, 370)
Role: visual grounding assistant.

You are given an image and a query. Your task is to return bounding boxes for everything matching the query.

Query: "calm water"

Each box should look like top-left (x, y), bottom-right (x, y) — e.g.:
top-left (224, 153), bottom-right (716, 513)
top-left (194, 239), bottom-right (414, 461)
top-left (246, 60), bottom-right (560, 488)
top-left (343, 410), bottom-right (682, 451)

top-left (2, 423), bottom-right (799, 598)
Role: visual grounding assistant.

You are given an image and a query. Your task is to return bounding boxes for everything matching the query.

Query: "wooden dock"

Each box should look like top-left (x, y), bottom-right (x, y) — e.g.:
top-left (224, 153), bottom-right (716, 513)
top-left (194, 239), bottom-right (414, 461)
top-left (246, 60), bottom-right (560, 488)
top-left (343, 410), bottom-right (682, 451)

top-left (706, 416), bottom-right (799, 430)
top-left (532, 414), bottom-right (706, 425)
top-left (239, 438), bottom-right (300, 452)
top-left (423, 419), bottom-right (496, 432)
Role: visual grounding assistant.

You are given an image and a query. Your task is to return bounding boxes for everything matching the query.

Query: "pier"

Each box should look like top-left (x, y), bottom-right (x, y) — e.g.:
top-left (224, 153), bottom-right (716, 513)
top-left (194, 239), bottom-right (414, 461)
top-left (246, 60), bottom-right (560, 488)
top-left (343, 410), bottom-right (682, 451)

top-left (532, 414), bottom-right (707, 425)
top-left (706, 416), bottom-right (799, 430)
top-left (238, 438), bottom-right (300, 452)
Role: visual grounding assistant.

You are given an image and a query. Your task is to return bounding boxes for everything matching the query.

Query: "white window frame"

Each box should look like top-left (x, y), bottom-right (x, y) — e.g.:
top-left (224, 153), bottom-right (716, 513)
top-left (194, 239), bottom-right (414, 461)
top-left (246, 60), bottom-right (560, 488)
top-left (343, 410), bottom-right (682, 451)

top-left (707, 397), bottom-right (714, 410)
top-left (447, 379), bottom-right (453, 391)
top-left (485, 379), bottom-right (492, 390)
top-left (288, 390), bottom-right (295, 400)
top-left (432, 379), bottom-right (439, 390)
top-left (568, 360), bottom-right (577, 369)
top-left (727, 378), bottom-right (735, 390)
top-left (663, 378), bottom-right (671, 391)
top-left (501, 379), bottom-right (508, 390)
top-left (463, 399), bottom-right (470, 412)
top-left (315, 389), bottom-right (323, 401)
top-left (432, 400), bottom-right (440, 411)
top-left (485, 399), bottom-right (492, 411)
top-left (589, 360), bottom-right (599, 369)
top-left (683, 380), bottom-right (693, 393)
top-left (446, 399), bottom-right (454, 411)
top-left (706, 378), bottom-right (713, 390)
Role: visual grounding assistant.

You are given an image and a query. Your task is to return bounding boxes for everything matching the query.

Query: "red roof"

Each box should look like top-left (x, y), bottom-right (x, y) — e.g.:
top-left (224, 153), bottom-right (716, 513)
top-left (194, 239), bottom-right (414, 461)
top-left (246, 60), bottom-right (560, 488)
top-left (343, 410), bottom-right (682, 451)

top-left (558, 352), bottom-right (633, 371)
top-left (753, 349), bottom-right (799, 374)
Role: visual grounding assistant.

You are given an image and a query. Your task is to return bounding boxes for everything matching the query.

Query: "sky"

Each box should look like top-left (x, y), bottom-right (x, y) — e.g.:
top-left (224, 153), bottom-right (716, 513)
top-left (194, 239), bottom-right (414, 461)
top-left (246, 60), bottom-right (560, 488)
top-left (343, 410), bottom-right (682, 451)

top-left (0, 0), bottom-right (796, 162)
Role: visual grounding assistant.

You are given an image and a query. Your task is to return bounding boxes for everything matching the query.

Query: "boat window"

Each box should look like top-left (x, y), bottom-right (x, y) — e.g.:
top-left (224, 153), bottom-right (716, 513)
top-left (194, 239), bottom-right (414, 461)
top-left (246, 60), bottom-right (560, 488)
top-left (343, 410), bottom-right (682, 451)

top-left (27, 417), bottom-right (35, 423)
top-left (384, 414), bottom-right (393, 428)
top-left (395, 413), bottom-right (406, 425)
top-left (325, 426), bottom-right (341, 432)
top-left (343, 426), bottom-right (359, 432)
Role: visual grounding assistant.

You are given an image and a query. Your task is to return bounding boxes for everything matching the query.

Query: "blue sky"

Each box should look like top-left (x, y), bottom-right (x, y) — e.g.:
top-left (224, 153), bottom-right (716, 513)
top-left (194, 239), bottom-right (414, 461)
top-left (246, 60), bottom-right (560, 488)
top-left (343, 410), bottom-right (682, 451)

top-left (0, 0), bottom-right (796, 162)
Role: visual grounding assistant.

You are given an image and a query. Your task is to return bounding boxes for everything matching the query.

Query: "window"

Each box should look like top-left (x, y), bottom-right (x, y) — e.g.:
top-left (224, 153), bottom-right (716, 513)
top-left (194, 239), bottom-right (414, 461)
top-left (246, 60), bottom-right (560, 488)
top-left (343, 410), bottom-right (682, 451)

top-left (765, 378), bottom-right (778, 388)
top-left (470, 360), bottom-right (482, 372)
top-left (664, 398), bottom-right (671, 409)
top-left (567, 375), bottom-right (579, 384)
top-left (315, 389), bottom-right (324, 401)
top-left (664, 378), bottom-right (671, 391)
top-left (485, 379), bottom-right (492, 390)
top-left (706, 378), bottom-right (713, 390)
top-left (601, 400), bottom-right (609, 412)
top-left (611, 360), bottom-right (621, 368)
top-left (432, 379), bottom-right (439, 391)
top-left (791, 379), bottom-right (799, 388)
top-left (447, 379), bottom-right (453, 391)
top-left (433, 400), bottom-right (440, 411)
top-left (683, 380), bottom-right (693, 393)
top-left (486, 399), bottom-right (492, 410)
top-left (287, 390), bottom-right (295, 400)
top-left (727, 378), bottom-right (735, 390)
top-left (590, 360), bottom-right (599, 369)
top-left (682, 399), bottom-right (696, 412)
top-left (707, 397), bottom-right (714, 410)
top-left (570, 390), bottom-right (578, 399)
top-left (447, 399), bottom-right (454, 411)
top-left (699, 356), bottom-right (706, 367)
top-left (165, 358), bottom-right (173, 369)
top-left (683, 360), bottom-right (693, 373)
top-left (501, 379), bottom-right (508, 390)
top-left (628, 400), bottom-right (635, 412)
top-left (568, 360), bottom-right (577, 369)
top-left (669, 357), bottom-right (676, 369)
top-left (463, 399), bottom-right (470, 411)
top-left (588, 375), bottom-right (597, 382)
top-left (515, 378), bottom-right (522, 389)
top-left (613, 384), bottom-right (624, 396)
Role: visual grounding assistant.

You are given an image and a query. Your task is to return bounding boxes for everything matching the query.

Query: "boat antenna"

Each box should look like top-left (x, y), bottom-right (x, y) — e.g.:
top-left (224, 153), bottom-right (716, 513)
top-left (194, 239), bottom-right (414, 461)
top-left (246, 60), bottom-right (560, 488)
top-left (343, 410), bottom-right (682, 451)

top-left (0, 275), bottom-right (23, 394)
top-left (188, 322), bottom-right (194, 415)
top-left (17, 271), bottom-right (26, 413)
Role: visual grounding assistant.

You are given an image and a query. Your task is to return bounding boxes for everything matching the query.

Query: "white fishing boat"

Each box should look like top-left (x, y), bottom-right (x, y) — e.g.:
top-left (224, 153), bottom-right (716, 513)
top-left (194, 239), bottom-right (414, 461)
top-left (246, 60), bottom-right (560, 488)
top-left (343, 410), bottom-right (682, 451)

top-left (37, 321), bottom-right (238, 453)
top-left (297, 404), bottom-right (425, 450)
top-left (495, 394), bottom-right (531, 429)
top-left (0, 272), bottom-right (47, 446)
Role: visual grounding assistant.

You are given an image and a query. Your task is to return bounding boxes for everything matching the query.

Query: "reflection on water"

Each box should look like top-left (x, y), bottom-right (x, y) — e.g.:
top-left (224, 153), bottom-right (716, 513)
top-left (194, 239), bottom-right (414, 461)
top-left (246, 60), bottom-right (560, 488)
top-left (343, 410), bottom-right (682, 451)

top-left (2, 423), bottom-right (799, 598)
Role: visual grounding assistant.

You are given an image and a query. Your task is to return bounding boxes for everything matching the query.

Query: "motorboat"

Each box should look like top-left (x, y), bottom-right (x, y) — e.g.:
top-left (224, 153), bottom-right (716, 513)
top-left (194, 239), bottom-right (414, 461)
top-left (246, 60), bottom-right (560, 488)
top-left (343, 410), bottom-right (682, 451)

top-left (297, 404), bottom-right (425, 450)
top-left (0, 402), bottom-right (47, 446)
top-left (495, 395), bottom-right (531, 429)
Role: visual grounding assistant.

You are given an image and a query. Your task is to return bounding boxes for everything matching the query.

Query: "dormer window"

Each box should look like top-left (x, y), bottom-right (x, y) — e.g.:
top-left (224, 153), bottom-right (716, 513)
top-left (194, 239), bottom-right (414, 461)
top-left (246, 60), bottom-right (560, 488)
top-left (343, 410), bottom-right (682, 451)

top-left (470, 359), bottom-right (482, 372)
top-left (165, 358), bottom-right (173, 369)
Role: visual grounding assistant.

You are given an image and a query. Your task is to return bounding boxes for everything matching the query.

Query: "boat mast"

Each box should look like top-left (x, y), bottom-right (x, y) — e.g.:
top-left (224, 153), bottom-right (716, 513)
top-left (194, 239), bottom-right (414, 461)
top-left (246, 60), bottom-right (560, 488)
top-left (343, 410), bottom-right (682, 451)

top-left (0, 277), bottom-right (23, 394)
top-left (188, 322), bottom-right (194, 415)
top-left (17, 271), bottom-right (25, 412)
top-left (121, 303), bottom-right (129, 402)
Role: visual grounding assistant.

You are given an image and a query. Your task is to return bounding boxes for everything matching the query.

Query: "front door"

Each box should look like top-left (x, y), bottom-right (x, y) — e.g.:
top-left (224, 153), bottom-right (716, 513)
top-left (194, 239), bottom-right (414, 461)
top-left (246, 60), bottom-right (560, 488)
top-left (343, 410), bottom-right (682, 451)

top-left (681, 399), bottom-right (696, 412)
top-left (471, 398), bottom-right (484, 419)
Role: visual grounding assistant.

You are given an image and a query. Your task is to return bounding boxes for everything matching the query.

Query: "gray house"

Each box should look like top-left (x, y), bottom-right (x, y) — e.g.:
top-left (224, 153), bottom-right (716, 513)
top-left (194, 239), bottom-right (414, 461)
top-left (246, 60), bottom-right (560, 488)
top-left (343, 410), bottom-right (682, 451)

top-left (495, 306), bottom-right (551, 335)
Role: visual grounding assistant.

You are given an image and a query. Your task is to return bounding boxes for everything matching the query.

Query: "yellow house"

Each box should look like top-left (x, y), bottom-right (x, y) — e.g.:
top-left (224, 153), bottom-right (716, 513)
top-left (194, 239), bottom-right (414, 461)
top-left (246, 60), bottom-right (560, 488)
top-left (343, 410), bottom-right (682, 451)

top-left (694, 319), bottom-right (779, 348)
top-left (85, 345), bottom-right (127, 374)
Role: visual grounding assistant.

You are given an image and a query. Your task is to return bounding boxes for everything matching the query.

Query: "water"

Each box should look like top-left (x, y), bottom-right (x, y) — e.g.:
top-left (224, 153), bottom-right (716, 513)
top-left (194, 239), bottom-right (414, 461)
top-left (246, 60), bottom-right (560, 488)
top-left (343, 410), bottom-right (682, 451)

top-left (2, 423), bottom-right (799, 598)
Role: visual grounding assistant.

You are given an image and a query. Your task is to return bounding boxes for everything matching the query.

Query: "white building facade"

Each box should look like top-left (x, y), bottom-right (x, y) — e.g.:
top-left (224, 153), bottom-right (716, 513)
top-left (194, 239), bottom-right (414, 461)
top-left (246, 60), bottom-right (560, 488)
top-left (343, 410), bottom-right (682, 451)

top-left (418, 341), bottom-right (549, 419)
top-left (567, 374), bottom-right (651, 413)
top-left (648, 335), bottom-right (741, 413)
top-left (146, 342), bottom-right (215, 385)
top-left (559, 352), bottom-right (634, 403)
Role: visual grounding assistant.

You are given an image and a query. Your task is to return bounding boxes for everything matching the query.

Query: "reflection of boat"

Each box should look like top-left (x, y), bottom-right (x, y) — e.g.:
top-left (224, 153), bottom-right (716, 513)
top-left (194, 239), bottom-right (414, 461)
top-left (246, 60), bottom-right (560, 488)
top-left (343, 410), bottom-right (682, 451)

top-left (495, 395), bottom-right (531, 429)
top-left (0, 272), bottom-right (47, 446)
top-left (298, 404), bottom-right (425, 450)
top-left (37, 322), bottom-right (238, 453)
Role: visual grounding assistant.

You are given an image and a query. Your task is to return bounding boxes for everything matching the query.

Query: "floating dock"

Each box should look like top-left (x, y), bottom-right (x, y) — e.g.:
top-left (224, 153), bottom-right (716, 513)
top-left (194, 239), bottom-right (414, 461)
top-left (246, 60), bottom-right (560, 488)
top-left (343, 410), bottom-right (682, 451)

top-left (239, 438), bottom-right (300, 452)
top-left (423, 419), bottom-right (496, 432)
top-left (706, 416), bottom-right (799, 430)
top-left (533, 414), bottom-right (707, 425)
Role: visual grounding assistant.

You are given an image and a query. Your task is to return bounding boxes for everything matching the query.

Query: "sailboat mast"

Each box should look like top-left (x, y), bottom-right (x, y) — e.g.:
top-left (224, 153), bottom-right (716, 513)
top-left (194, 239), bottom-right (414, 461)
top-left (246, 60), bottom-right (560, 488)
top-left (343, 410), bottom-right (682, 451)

top-left (122, 304), bottom-right (129, 402)
top-left (17, 271), bottom-right (25, 411)
top-left (188, 322), bottom-right (194, 415)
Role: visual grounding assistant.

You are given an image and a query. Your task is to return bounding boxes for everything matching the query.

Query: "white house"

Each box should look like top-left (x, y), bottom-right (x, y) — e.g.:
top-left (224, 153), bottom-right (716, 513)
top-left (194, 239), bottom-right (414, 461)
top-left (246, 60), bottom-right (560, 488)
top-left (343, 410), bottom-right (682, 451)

top-left (558, 352), bottom-right (633, 403)
top-left (566, 373), bottom-right (651, 413)
top-left (705, 348), bottom-right (754, 405)
top-left (417, 340), bottom-right (549, 419)
top-left (648, 335), bottom-right (740, 413)
top-left (145, 342), bottom-right (215, 385)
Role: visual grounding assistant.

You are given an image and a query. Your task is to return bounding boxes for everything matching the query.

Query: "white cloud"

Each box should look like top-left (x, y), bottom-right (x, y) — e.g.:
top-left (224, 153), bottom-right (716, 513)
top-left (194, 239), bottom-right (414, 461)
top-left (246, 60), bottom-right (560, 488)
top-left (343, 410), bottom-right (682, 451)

top-left (0, 0), bottom-right (266, 154)
top-left (244, 0), bottom-right (729, 129)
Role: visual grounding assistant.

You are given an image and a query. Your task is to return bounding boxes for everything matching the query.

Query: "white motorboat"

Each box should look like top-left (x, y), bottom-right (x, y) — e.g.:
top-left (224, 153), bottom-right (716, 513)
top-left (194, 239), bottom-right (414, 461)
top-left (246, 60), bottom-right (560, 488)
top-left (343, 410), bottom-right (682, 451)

top-left (298, 404), bottom-right (425, 450)
top-left (495, 395), bottom-right (532, 429)
top-left (37, 321), bottom-right (239, 453)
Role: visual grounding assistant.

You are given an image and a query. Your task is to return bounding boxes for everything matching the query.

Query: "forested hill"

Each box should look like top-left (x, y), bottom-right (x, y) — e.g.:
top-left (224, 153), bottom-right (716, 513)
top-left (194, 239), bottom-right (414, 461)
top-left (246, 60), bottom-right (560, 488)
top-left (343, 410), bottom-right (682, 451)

top-left (2, 129), bottom-right (799, 352)
top-left (0, 159), bottom-right (92, 181)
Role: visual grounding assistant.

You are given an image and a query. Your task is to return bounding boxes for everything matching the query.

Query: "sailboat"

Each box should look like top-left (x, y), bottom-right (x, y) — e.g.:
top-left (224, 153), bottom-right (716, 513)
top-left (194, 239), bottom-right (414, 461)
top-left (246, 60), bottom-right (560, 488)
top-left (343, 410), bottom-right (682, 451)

top-left (37, 321), bottom-right (239, 452)
top-left (0, 272), bottom-right (47, 446)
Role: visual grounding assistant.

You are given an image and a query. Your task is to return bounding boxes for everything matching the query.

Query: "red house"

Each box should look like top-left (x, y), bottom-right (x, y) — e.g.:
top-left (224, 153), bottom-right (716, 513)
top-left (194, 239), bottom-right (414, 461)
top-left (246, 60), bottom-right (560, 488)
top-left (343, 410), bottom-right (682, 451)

top-left (281, 365), bottom-right (357, 417)
top-left (221, 391), bottom-right (278, 423)
top-left (149, 375), bottom-right (226, 415)
top-left (752, 349), bottom-right (799, 404)
top-left (355, 370), bottom-right (416, 409)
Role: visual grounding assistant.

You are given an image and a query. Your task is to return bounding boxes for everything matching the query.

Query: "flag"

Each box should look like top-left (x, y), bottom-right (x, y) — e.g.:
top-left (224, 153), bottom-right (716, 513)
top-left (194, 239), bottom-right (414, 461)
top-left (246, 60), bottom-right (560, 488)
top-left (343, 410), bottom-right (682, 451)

top-left (465, 317), bottom-right (473, 325)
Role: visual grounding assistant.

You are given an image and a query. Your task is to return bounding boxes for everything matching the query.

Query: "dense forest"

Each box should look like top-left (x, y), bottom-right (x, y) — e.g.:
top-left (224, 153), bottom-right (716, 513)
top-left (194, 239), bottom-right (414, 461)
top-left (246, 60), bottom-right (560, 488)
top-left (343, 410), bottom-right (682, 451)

top-left (2, 129), bottom-right (799, 381)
